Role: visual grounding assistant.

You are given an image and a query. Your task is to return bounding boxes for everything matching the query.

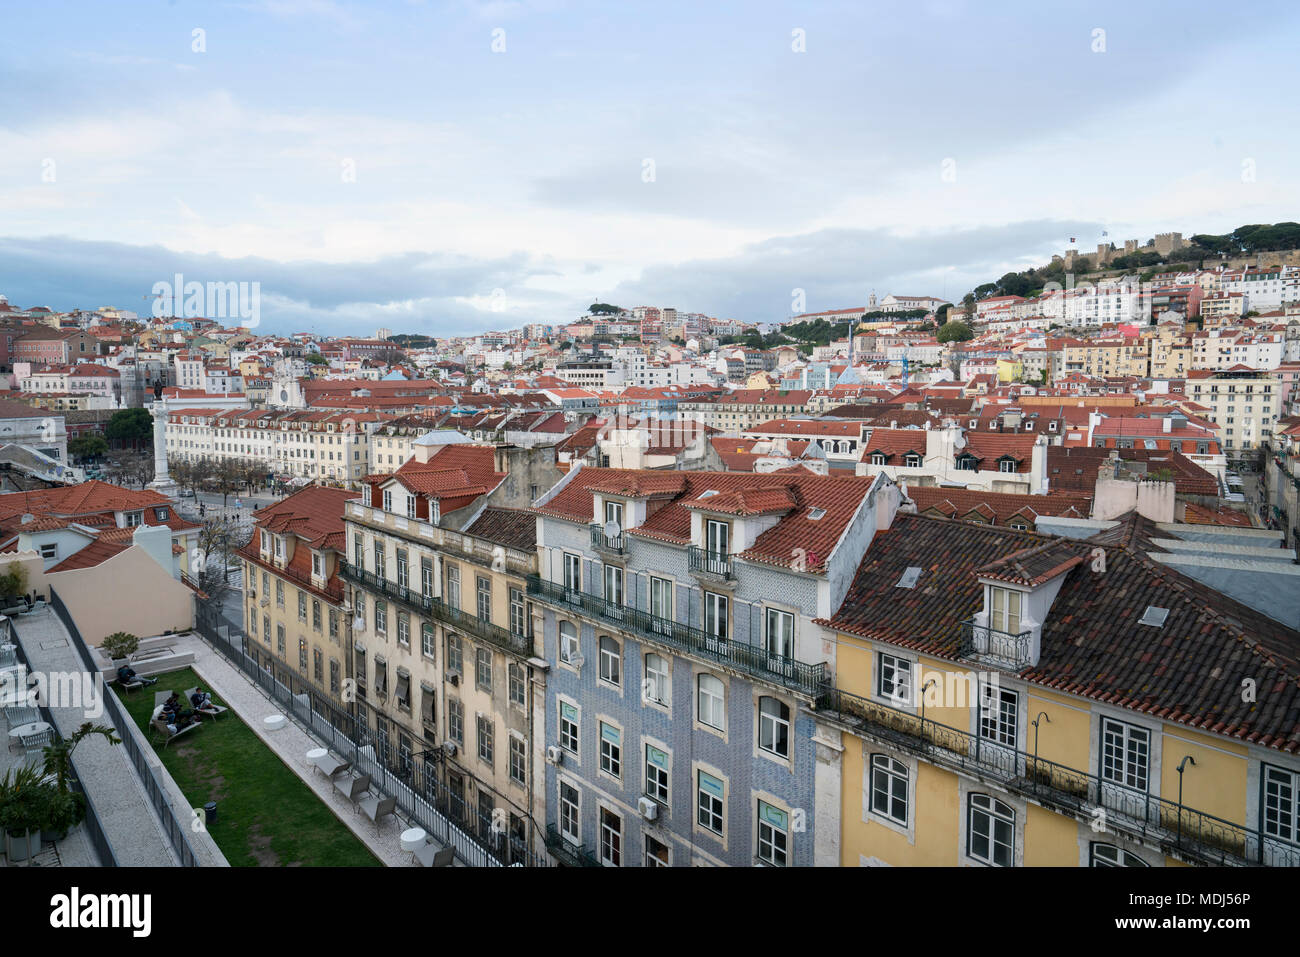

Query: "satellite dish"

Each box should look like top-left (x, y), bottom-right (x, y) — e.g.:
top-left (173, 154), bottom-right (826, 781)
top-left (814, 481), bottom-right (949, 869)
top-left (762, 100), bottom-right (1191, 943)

top-left (603, 519), bottom-right (622, 539)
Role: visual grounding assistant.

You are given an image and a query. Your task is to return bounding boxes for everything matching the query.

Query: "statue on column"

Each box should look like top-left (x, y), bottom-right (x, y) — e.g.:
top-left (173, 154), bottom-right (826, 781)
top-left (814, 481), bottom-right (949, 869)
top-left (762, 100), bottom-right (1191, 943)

top-left (147, 399), bottom-right (179, 497)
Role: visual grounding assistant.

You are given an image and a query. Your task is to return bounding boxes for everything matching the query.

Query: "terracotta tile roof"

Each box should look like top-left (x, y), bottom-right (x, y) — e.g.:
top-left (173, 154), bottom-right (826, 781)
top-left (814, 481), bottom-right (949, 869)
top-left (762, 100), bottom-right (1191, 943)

top-left (975, 540), bottom-right (1085, 585)
top-left (1046, 446), bottom-right (1218, 496)
top-left (377, 445), bottom-right (505, 509)
top-left (961, 433), bottom-right (1037, 472)
top-left (860, 427), bottom-right (926, 462)
top-left (465, 507), bottom-right (536, 552)
top-left (533, 467), bottom-right (874, 573)
top-left (47, 537), bottom-right (128, 571)
top-left (906, 486), bottom-right (1093, 526)
top-left (252, 485), bottom-right (359, 549)
top-left (822, 513), bottom-right (1300, 754)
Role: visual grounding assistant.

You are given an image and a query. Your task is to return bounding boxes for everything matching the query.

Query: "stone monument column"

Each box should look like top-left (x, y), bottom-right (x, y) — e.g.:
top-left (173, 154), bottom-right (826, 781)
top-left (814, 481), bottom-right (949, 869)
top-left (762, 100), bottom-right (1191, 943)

top-left (147, 400), bottom-right (179, 497)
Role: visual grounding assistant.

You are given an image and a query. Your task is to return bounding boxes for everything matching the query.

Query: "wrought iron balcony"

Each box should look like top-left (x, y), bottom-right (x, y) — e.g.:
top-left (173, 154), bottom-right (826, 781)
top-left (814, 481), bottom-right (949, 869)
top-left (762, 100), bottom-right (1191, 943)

top-left (688, 545), bottom-right (732, 579)
top-left (812, 684), bottom-right (1300, 868)
top-left (545, 824), bottom-right (601, 867)
top-left (959, 618), bottom-right (1033, 671)
top-left (589, 524), bottom-right (626, 554)
top-left (340, 561), bottom-right (533, 657)
top-left (527, 575), bottom-right (828, 696)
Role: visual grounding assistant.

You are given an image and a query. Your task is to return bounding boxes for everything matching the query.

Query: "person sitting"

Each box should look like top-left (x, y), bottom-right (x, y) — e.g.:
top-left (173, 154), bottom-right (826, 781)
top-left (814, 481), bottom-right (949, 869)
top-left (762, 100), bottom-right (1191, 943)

top-left (164, 693), bottom-right (197, 727)
top-left (190, 688), bottom-right (215, 712)
top-left (117, 665), bottom-right (157, 687)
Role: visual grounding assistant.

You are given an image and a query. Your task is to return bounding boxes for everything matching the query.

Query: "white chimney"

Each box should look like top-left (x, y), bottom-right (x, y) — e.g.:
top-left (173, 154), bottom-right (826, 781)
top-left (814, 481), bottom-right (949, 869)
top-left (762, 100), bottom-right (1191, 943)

top-left (1163, 416), bottom-right (1172, 433)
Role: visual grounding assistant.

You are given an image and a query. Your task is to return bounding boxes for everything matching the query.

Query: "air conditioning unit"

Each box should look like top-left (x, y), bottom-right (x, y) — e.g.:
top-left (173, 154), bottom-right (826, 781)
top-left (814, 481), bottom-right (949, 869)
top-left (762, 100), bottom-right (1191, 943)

top-left (446, 672), bottom-right (459, 687)
top-left (638, 797), bottom-right (658, 820)
top-left (546, 745), bottom-right (563, 766)
top-left (260, 597), bottom-right (270, 608)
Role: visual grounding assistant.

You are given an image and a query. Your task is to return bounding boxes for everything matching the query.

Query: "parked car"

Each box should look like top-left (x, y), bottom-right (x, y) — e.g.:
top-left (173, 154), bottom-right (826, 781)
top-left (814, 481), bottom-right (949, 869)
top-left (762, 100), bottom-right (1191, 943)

top-left (178, 488), bottom-right (195, 498)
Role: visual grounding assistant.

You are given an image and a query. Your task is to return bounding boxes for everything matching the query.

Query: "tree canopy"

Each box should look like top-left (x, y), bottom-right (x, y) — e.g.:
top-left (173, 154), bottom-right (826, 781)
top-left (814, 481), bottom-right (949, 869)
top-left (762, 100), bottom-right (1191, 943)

top-left (105, 407), bottom-right (152, 443)
top-left (936, 320), bottom-right (975, 343)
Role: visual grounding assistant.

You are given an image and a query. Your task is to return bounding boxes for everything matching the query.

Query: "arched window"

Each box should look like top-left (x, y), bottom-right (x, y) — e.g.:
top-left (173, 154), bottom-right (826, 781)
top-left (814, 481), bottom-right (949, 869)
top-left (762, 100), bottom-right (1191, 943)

top-left (870, 754), bottom-right (908, 825)
top-left (697, 674), bottom-right (725, 730)
top-left (559, 621), bottom-right (578, 663)
top-left (967, 793), bottom-right (1015, 866)
top-left (598, 636), bottom-right (621, 686)
top-left (1089, 842), bottom-right (1148, 867)
top-left (758, 696), bottom-right (790, 758)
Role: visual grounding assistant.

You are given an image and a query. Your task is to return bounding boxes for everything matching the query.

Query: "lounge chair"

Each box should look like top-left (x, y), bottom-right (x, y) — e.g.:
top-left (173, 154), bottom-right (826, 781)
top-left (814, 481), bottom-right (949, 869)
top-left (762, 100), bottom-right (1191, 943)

top-left (333, 772), bottom-right (370, 802)
top-left (154, 690), bottom-right (174, 710)
top-left (358, 793), bottom-right (397, 831)
top-left (414, 844), bottom-right (454, 867)
top-left (314, 752), bottom-right (350, 778)
top-left (149, 705), bottom-right (201, 749)
top-left (183, 687), bottom-right (228, 720)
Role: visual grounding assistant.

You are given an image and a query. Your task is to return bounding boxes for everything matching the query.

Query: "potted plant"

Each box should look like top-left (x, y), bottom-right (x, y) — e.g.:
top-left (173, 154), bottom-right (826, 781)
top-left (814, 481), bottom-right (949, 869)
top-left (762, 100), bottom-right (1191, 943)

top-left (101, 631), bottom-right (139, 666)
top-left (0, 765), bottom-right (45, 862)
top-left (37, 722), bottom-right (118, 846)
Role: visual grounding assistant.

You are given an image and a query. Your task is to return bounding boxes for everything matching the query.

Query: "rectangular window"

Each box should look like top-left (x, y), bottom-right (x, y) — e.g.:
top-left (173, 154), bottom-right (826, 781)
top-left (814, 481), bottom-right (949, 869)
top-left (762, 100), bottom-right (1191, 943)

top-left (704, 592), bottom-right (728, 641)
top-left (329, 659), bottom-right (340, 695)
top-left (276, 623), bottom-right (285, 656)
top-left (604, 564), bottom-right (623, 606)
top-left (599, 722), bottom-right (621, 779)
top-left (1100, 718), bottom-right (1150, 792)
top-left (421, 622), bottom-right (435, 659)
top-left (559, 701), bottom-right (579, 754)
top-left (563, 553), bottom-right (581, 593)
top-left (445, 563), bottom-right (460, 608)
top-left (374, 599), bottom-right (387, 635)
top-left (476, 646), bottom-right (492, 691)
top-left (968, 794), bottom-right (1015, 867)
top-left (649, 576), bottom-right (672, 622)
top-left (477, 576), bottom-right (491, 621)
top-left (477, 715), bottom-right (494, 766)
top-left (396, 548), bottom-right (409, 588)
top-left (600, 808), bottom-right (621, 867)
top-left (276, 579), bottom-right (284, 607)
top-left (313, 647), bottom-right (323, 682)
top-left (990, 586), bottom-right (1022, 634)
top-left (509, 587), bottom-right (526, 636)
top-left (877, 653), bottom-right (913, 704)
top-left (421, 557), bottom-right (434, 596)
top-left (312, 599), bottom-right (322, 631)
top-left (448, 699), bottom-right (464, 746)
top-left (705, 519), bottom-right (729, 555)
top-left (298, 638), bottom-right (307, 672)
top-left (979, 682), bottom-right (1018, 748)
top-left (757, 801), bottom-right (789, 866)
top-left (1263, 765), bottom-right (1299, 845)
top-left (697, 770), bottom-right (724, 834)
top-left (559, 782), bottom-right (580, 842)
top-left (373, 541), bottom-right (385, 579)
top-left (599, 636), bottom-right (621, 686)
top-left (765, 608), bottom-right (794, 658)
top-left (509, 735), bottom-right (526, 787)
top-left (645, 834), bottom-right (669, 867)
top-left (508, 662), bottom-right (526, 706)
top-left (645, 744), bottom-right (669, 803)
top-left (396, 610), bottom-right (410, 647)
top-left (446, 634), bottom-right (462, 675)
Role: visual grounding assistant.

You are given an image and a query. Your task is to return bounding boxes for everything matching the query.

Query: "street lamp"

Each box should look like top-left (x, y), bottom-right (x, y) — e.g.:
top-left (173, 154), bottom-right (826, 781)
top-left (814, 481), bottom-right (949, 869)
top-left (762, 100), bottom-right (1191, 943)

top-left (1175, 755), bottom-right (1196, 843)
top-left (1031, 711), bottom-right (1051, 784)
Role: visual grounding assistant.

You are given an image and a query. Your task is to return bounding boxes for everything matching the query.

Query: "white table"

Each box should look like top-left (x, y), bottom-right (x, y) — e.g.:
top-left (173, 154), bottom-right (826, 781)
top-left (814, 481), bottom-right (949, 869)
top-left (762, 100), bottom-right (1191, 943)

top-left (263, 714), bottom-right (286, 732)
top-left (401, 827), bottom-right (427, 853)
top-left (305, 746), bottom-right (327, 770)
top-left (8, 720), bottom-right (51, 739)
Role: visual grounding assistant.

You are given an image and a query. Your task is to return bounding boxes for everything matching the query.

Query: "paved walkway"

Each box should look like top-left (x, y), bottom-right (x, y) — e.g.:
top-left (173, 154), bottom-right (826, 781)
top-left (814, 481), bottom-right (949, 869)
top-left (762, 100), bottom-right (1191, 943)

top-left (172, 632), bottom-right (445, 867)
top-left (10, 608), bottom-right (180, 867)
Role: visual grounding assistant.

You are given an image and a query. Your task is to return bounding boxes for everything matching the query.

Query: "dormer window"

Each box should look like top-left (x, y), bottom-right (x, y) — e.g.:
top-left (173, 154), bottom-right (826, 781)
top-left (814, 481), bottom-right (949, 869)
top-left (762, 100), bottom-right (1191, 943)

top-left (990, 586), bottom-right (1022, 635)
top-left (124, 510), bottom-right (143, 528)
top-left (870, 452), bottom-right (886, 466)
top-left (998, 459), bottom-right (1017, 474)
top-left (407, 495), bottom-right (417, 519)
top-left (904, 453), bottom-right (922, 468)
top-left (705, 518), bottom-right (729, 556)
top-left (274, 536), bottom-right (284, 561)
top-left (431, 499), bottom-right (441, 525)
top-left (956, 453), bottom-right (978, 471)
top-left (383, 489), bottom-right (393, 512)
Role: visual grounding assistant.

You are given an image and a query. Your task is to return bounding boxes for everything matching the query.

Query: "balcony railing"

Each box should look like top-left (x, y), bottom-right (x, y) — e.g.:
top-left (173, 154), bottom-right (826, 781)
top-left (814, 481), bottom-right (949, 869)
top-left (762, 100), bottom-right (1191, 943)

top-left (812, 684), bottom-right (1300, 868)
top-left (340, 561), bottom-right (533, 657)
top-left (240, 545), bottom-right (343, 600)
top-left (545, 824), bottom-right (601, 867)
top-left (688, 546), bottom-right (732, 579)
top-left (959, 619), bottom-right (1033, 671)
top-left (527, 575), bottom-right (828, 696)
top-left (589, 524), bottom-right (626, 554)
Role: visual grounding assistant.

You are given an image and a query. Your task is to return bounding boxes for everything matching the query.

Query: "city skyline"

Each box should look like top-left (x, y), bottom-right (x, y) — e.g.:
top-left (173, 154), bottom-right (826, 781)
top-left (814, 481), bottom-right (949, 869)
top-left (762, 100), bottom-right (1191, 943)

top-left (2, 0), bottom-right (1299, 335)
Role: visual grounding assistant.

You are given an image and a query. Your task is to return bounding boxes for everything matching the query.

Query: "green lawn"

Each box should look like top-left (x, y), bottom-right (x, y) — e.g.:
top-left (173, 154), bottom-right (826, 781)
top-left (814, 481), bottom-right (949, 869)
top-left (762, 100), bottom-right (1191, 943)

top-left (116, 667), bottom-right (381, 867)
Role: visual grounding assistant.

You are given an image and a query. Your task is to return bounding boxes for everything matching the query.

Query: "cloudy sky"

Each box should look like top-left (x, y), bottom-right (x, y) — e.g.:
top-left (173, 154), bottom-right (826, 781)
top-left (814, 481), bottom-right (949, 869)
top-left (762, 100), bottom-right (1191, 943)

top-left (1, 0), bottom-right (1297, 336)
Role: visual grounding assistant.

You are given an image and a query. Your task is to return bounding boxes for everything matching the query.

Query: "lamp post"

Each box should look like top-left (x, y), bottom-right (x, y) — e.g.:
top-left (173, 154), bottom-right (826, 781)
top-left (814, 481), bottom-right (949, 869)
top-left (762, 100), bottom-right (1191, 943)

top-left (918, 677), bottom-right (937, 734)
top-left (1031, 711), bottom-right (1051, 784)
top-left (1176, 755), bottom-right (1196, 844)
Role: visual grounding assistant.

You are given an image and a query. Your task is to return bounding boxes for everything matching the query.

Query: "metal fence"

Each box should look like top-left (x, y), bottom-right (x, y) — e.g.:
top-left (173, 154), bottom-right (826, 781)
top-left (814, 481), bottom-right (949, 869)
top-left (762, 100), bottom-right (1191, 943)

top-left (814, 683), bottom-right (1300, 868)
top-left (48, 589), bottom-right (202, 867)
top-left (193, 603), bottom-right (549, 867)
top-left (4, 609), bottom-right (118, 867)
